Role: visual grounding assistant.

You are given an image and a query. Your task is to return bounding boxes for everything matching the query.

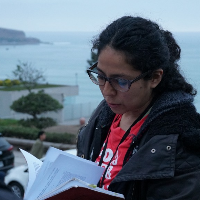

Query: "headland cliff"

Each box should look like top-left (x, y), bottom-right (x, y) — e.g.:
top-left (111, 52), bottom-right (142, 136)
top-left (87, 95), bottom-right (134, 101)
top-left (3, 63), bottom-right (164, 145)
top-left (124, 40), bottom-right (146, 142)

top-left (0, 27), bottom-right (41, 45)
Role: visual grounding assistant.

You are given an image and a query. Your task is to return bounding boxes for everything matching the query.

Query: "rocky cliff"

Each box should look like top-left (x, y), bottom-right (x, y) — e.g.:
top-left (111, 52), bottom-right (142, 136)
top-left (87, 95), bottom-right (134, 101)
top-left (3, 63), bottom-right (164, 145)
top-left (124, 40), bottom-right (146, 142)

top-left (0, 27), bottom-right (41, 45)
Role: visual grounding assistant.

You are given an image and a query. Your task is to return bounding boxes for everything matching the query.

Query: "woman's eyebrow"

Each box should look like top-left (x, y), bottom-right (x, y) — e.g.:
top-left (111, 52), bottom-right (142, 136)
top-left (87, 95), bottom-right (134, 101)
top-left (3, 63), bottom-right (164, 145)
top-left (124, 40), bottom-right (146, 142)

top-left (96, 67), bottom-right (104, 73)
top-left (96, 67), bottom-right (131, 78)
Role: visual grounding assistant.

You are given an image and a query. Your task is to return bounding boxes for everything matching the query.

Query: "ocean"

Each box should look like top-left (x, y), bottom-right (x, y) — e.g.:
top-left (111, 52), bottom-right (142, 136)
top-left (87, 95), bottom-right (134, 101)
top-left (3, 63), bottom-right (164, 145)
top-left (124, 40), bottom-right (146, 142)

top-left (0, 31), bottom-right (200, 114)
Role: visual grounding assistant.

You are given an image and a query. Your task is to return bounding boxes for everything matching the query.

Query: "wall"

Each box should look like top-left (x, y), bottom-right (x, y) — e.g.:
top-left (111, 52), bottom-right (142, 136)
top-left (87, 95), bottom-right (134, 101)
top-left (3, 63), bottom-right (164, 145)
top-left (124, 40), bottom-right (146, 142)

top-left (0, 85), bottom-right (78, 123)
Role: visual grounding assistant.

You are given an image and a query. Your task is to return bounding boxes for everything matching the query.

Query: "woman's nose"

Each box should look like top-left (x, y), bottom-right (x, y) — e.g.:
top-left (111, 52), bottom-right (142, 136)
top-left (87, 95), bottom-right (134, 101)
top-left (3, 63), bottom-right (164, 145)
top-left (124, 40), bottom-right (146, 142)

top-left (101, 80), bottom-right (116, 96)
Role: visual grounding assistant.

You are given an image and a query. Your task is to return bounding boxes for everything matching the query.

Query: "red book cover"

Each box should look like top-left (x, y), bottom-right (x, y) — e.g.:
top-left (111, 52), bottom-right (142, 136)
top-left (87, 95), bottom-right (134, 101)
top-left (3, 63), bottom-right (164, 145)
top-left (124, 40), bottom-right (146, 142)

top-left (46, 186), bottom-right (124, 200)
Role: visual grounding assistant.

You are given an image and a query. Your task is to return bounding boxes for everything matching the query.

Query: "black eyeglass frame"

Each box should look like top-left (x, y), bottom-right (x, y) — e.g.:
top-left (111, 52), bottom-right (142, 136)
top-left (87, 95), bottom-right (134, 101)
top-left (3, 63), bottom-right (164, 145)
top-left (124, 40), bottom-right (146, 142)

top-left (87, 62), bottom-right (152, 92)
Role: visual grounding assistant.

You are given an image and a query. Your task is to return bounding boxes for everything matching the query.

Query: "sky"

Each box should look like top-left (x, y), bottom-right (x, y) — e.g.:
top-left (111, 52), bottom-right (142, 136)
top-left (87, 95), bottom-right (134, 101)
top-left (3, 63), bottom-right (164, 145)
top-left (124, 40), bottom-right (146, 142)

top-left (0, 0), bottom-right (200, 33)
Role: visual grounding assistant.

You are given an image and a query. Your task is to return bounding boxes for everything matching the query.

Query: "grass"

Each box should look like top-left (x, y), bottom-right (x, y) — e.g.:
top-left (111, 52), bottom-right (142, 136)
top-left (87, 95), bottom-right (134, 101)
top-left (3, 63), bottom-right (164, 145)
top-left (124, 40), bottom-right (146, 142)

top-left (0, 84), bottom-right (65, 91)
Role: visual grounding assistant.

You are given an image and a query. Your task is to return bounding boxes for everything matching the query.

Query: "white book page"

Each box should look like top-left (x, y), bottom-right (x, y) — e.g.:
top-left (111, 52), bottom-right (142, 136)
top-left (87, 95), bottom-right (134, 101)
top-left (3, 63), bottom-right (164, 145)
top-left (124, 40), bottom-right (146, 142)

top-left (36, 178), bottom-right (86, 200)
top-left (25, 147), bottom-right (104, 200)
top-left (19, 149), bottom-right (43, 198)
top-left (24, 147), bottom-right (69, 199)
top-left (28, 154), bottom-right (104, 200)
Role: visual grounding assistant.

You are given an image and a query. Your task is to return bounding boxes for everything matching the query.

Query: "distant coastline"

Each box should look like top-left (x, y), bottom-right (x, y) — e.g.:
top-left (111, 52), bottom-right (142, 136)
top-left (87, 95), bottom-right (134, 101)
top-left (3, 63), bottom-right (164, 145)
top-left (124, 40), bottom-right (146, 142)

top-left (0, 27), bottom-right (45, 45)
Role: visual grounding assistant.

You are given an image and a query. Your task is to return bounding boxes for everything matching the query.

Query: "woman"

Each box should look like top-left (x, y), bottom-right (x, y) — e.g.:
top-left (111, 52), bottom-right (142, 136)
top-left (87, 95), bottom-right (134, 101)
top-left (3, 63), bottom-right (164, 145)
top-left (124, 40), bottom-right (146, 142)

top-left (77, 16), bottom-right (200, 199)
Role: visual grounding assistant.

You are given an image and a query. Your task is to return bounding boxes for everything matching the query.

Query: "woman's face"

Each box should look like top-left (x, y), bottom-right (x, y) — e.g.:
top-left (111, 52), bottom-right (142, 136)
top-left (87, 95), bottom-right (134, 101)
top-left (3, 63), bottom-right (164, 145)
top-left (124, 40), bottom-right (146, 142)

top-left (97, 46), bottom-right (160, 116)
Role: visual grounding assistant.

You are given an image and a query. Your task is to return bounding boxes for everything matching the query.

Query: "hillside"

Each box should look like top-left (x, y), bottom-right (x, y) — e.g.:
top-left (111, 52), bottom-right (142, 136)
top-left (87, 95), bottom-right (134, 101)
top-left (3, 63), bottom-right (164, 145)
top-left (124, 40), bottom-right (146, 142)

top-left (0, 27), bottom-right (41, 45)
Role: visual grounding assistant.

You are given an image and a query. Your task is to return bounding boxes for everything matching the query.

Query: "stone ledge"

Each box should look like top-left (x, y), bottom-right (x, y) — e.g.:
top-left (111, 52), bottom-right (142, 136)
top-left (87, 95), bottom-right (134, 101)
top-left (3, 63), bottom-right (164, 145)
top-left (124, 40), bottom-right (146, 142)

top-left (5, 137), bottom-right (76, 151)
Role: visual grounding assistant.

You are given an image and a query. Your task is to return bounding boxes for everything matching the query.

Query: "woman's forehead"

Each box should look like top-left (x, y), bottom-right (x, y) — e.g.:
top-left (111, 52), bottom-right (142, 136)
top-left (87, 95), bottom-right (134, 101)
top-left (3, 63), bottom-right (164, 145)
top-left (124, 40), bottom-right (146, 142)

top-left (96, 62), bottom-right (141, 79)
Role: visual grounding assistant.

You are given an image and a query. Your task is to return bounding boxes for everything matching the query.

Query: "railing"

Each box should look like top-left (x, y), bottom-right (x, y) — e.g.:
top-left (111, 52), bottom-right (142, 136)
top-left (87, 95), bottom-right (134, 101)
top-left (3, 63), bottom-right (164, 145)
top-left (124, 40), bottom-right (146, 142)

top-left (63, 101), bottom-right (100, 121)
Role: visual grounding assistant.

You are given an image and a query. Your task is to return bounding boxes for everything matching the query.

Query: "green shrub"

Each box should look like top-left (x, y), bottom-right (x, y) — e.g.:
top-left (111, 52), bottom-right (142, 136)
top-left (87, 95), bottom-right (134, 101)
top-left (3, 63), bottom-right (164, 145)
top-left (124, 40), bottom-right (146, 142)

top-left (0, 118), bottom-right (19, 126)
top-left (0, 126), bottom-right (76, 144)
top-left (0, 126), bottom-right (38, 140)
top-left (3, 79), bottom-right (12, 86)
top-left (0, 80), bottom-right (3, 86)
top-left (12, 79), bottom-right (21, 85)
top-left (19, 117), bottom-right (57, 129)
top-left (46, 132), bottom-right (76, 144)
top-left (0, 119), bottom-right (76, 144)
top-left (10, 91), bottom-right (63, 119)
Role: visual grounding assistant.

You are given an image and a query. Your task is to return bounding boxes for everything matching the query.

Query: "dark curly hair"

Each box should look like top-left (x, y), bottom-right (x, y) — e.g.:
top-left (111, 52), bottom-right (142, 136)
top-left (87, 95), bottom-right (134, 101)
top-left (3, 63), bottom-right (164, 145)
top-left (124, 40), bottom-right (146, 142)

top-left (92, 16), bottom-right (196, 96)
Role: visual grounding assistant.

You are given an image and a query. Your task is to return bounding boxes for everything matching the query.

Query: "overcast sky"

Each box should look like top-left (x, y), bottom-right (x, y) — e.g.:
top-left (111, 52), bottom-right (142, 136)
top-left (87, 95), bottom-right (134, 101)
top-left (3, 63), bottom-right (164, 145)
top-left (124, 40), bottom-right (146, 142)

top-left (0, 0), bottom-right (200, 32)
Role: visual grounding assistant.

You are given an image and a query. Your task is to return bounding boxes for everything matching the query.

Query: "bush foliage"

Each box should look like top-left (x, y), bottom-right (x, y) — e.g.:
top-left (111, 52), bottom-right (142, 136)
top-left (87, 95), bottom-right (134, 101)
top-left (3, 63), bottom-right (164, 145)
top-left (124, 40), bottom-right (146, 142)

top-left (10, 90), bottom-right (63, 120)
top-left (19, 117), bottom-right (57, 129)
top-left (3, 79), bottom-right (12, 86)
top-left (0, 125), bottom-right (38, 140)
top-left (0, 119), bottom-right (76, 144)
top-left (0, 79), bottom-right (21, 87)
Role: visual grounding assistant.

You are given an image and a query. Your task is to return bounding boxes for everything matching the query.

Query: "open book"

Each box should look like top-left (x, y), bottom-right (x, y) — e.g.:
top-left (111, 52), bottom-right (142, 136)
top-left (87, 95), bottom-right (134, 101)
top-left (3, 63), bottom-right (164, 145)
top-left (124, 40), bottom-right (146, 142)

top-left (20, 147), bottom-right (124, 200)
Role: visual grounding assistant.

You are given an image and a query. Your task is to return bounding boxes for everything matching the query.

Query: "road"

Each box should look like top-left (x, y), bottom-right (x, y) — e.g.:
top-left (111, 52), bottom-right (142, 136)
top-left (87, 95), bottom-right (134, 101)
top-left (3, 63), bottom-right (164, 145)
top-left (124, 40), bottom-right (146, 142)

top-left (13, 149), bottom-right (27, 167)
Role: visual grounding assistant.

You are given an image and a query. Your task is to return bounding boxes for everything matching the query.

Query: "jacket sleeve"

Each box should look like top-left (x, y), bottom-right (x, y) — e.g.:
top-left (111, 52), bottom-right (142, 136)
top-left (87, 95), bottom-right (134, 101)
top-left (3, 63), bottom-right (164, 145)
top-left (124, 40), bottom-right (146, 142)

top-left (146, 171), bottom-right (200, 200)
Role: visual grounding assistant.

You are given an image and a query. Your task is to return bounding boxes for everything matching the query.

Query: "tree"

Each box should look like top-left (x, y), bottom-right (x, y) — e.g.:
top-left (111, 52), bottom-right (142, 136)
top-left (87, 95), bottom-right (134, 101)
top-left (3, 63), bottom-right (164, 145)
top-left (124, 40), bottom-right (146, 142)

top-left (13, 61), bottom-right (45, 92)
top-left (87, 50), bottom-right (98, 67)
top-left (10, 90), bottom-right (63, 128)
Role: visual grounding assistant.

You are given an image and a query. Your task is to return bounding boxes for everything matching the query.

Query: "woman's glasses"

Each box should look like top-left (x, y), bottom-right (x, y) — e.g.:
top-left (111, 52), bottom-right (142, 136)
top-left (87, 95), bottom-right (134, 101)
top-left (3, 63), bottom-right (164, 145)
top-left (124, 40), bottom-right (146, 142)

top-left (87, 62), bottom-right (151, 92)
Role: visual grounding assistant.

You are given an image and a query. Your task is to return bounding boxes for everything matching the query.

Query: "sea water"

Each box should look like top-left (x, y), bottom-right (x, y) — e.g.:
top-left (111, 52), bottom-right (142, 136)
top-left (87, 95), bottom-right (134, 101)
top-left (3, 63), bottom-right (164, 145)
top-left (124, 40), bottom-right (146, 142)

top-left (0, 31), bottom-right (200, 114)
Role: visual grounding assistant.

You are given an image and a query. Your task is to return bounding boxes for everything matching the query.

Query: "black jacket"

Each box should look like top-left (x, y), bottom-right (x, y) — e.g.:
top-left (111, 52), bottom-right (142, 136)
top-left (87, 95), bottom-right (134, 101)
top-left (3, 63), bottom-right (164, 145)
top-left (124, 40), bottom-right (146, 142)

top-left (77, 91), bottom-right (200, 200)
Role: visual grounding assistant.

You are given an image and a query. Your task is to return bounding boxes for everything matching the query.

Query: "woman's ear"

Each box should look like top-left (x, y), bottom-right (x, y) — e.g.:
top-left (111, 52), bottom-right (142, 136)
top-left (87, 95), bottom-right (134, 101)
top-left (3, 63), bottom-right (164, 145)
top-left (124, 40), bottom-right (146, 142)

top-left (150, 69), bottom-right (163, 88)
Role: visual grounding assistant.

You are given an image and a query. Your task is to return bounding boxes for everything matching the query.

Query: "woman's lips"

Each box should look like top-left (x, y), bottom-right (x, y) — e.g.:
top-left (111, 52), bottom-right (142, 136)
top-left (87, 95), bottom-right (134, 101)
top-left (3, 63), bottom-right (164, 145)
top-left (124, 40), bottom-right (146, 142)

top-left (107, 102), bottom-right (120, 109)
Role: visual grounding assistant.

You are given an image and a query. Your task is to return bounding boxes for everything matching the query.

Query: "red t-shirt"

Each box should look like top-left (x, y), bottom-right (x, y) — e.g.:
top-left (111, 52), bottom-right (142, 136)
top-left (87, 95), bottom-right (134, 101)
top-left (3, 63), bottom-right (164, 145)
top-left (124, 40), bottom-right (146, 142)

top-left (95, 114), bottom-right (148, 190)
